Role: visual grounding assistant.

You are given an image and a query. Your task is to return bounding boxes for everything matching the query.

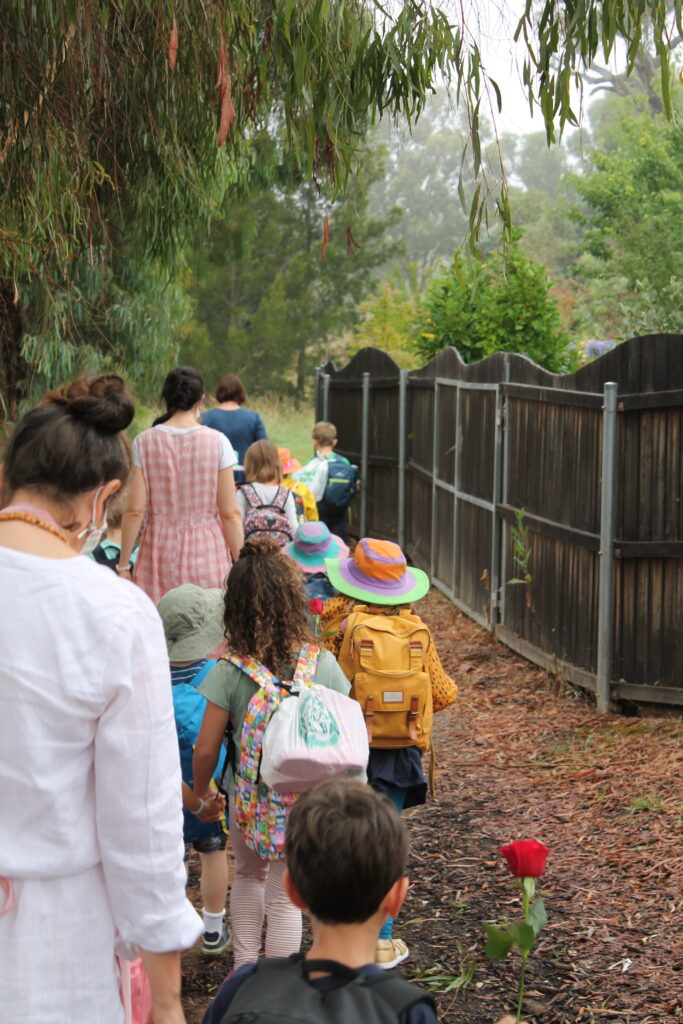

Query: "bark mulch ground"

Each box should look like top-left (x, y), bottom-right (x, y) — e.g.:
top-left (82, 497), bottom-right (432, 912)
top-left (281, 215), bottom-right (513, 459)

top-left (182, 590), bottom-right (683, 1024)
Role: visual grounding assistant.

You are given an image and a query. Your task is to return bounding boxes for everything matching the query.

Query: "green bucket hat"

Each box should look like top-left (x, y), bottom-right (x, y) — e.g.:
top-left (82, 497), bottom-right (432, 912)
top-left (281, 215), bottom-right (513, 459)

top-left (157, 584), bottom-right (225, 661)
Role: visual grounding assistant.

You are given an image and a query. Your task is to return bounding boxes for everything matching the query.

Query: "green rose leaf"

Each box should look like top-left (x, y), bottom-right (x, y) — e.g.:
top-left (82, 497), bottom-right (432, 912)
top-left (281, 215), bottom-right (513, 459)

top-left (528, 896), bottom-right (548, 936)
top-left (508, 922), bottom-right (536, 953)
top-left (483, 923), bottom-right (514, 960)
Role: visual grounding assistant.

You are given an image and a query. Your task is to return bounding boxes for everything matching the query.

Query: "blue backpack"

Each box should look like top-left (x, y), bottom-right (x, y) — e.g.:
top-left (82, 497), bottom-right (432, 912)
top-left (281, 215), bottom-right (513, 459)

top-left (172, 661), bottom-right (226, 837)
top-left (319, 458), bottom-right (358, 514)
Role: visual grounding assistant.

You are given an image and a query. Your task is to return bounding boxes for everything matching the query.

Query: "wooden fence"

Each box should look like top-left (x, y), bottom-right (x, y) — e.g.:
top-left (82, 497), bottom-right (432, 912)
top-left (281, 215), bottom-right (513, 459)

top-left (315, 335), bottom-right (683, 711)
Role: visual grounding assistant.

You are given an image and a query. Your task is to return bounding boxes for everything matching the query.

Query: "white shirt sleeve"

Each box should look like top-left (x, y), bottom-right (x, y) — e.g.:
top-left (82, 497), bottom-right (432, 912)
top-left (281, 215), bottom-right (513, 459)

top-left (94, 600), bottom-right (202, 953)
top-left (217, 432), bottom-right (238, 469)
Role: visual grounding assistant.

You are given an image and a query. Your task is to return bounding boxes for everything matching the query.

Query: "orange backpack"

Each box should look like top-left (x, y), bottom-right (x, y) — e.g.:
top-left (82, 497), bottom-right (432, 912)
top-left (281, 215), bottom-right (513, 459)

top-left (338, 606), bottom-right (433, 751)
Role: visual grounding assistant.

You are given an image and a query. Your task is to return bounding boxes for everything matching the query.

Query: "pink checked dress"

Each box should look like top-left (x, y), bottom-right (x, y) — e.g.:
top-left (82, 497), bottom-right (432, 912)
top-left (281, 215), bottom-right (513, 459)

top-left (133, 425), bottom-right (234, 604)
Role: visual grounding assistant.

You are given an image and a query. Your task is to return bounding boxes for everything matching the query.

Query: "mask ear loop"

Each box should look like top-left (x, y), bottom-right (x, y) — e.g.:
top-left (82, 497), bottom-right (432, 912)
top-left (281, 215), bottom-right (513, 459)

top-left (76, 485), bottom-right (104, 540)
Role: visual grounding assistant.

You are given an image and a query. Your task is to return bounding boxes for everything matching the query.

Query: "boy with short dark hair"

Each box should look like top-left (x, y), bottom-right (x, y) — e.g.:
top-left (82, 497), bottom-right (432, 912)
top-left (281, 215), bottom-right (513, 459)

top-left (201, 782), bottom-right (521, 1024)
top-left (200, 780), bottom-right (436, 1024)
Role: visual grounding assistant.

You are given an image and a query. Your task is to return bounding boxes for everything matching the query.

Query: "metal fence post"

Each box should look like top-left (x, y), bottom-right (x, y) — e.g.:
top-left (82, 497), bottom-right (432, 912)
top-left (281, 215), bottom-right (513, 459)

top-left (360, 372), bottom-right (370, 537)
top-left (430, 381), bottom-right (440, 579)
top-left (490, 384), bottom-right (504, 627)
top-left (452, 383), bottom-right (462, 595)
top-left (499, 358), bottom-right (511, 626)
top-left (597, 381), bottom-right (618, 713)
top-left (322, 373), bottom-right (330, 422)
top-left (398, 369), bottom-right (407, 550)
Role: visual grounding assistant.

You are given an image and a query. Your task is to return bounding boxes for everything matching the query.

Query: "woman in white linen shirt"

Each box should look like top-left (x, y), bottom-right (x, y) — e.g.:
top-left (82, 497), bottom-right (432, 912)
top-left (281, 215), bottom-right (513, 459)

top-left (0, 375), bottom-right (201, 1024)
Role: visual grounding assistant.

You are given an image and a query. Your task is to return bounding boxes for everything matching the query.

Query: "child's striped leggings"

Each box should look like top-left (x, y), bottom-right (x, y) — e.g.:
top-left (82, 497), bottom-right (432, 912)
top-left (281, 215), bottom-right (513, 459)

top-left (228, 796), bottom-right (302, 967)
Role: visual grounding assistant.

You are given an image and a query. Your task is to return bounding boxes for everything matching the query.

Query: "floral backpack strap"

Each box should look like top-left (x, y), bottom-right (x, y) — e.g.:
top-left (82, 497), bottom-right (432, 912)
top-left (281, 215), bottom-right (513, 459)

top-left (293, 643), bottom-right (321, 689)
top-left (241, 484), bottom-right (261, 510)
top-left (226, 654), bottom-right (281, 785)
top-left (228, 653), bottom-right (279, 690)
top-left (274, 485), bottom-right (290, 512)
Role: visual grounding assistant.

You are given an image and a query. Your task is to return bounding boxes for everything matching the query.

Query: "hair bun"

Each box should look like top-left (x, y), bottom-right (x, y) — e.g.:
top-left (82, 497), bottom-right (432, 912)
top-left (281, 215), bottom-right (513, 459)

top-left (66, 374), bottom-right (135, 433)
top-left (239, 539), bottom-right (282, 560)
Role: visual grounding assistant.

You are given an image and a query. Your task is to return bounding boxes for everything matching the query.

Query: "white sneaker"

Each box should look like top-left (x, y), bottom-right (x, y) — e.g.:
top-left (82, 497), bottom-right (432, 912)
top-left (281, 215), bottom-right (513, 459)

top-left (375, 937), bottom-right (409, 970)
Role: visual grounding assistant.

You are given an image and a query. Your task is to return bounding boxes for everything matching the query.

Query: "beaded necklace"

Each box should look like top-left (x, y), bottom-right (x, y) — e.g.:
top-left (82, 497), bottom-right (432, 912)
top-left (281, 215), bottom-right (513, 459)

top-left (0, 509), bottom-right (68, 544)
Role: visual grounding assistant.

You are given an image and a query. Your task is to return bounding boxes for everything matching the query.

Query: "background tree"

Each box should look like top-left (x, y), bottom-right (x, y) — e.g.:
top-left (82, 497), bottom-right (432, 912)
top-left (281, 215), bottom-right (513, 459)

top-left (368, 92), bottom-right (501, 285)
top-left (350, 266), bottom-right (422, 367)
top-left (0, 1), bottom-right (465, 414)
top-left (4, 0), bottom-right (681, 412)
top-left (178, 145), bottom-right (400, 394)
top-left (570, 92), bottom-right (683, 338)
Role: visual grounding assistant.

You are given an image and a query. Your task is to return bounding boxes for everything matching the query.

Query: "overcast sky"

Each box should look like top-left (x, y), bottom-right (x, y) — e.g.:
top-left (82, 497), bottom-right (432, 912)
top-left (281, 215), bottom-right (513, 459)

top-left (457, 0), bottom-right (626, 137)
top-left (472, 0), bottom-right (573, 137)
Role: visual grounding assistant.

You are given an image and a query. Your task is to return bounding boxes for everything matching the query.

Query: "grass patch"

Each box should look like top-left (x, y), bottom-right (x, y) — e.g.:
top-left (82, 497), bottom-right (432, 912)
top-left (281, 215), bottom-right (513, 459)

top-left (251, 392), bottom-right (315, 467)
top-left (128, 392), bottom-right (315, 467)
top-left (628, 793), bottom-right (665, 815)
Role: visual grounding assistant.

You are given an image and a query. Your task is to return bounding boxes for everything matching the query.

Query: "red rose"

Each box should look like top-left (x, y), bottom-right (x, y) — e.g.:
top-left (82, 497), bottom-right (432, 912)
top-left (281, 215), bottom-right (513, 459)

top-left (309, 599), bottom-right (324, 616)
top-left (500, 839), bottom-right (549, 878)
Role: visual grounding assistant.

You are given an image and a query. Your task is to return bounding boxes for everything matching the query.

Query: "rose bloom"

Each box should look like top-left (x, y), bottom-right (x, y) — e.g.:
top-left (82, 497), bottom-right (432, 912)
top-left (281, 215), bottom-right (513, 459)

top-left (500, 839), bottom-right (549, 878)
top-left (308, 598), bottom-right (325, 616)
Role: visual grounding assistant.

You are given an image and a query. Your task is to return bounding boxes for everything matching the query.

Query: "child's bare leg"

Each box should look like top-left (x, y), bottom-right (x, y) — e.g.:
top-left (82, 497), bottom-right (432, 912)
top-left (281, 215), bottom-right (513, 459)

top-left (199, 849), bottom-right (229, 915)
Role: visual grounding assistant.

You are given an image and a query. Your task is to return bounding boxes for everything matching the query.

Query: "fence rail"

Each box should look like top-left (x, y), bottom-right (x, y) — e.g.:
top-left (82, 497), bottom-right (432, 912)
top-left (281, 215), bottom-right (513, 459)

top-left (315, 335), bottom-right (683, 711)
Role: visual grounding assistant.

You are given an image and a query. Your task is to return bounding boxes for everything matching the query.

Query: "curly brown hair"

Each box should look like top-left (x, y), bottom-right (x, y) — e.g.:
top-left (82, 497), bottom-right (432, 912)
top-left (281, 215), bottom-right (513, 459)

top-left (224, 540), bottom-right (313, 674)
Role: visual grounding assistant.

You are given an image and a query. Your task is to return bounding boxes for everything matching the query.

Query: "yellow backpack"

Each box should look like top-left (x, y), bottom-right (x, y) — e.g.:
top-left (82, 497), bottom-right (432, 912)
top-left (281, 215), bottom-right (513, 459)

top-left (338, 606), bottom-right (433, 751)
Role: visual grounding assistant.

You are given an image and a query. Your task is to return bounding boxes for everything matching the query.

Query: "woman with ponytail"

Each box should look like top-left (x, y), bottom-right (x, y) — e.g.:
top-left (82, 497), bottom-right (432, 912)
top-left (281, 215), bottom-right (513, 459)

top-left (0, 375), bottom-right (201, 1023)
top-left (119, 366), bottom-right (244, 603)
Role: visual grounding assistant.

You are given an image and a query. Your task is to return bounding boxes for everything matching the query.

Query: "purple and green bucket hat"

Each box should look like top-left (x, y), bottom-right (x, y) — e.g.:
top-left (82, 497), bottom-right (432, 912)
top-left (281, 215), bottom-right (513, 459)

top-left (325, 537), bottom-right (430, 606)
top-left (286, 521), bottom-right (349, 574)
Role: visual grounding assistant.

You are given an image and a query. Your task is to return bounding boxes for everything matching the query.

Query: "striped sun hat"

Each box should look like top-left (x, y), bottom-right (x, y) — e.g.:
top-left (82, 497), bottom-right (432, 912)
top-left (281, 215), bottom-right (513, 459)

top-left (325, 537), bottom-right (429, 605)
top-left (286, 521), bottom-right (349, 574)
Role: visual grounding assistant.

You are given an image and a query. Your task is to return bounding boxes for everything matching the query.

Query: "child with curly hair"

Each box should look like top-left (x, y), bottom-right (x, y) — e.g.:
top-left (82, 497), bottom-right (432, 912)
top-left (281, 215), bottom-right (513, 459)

top-left (192, 540), bottom-right (350, 968)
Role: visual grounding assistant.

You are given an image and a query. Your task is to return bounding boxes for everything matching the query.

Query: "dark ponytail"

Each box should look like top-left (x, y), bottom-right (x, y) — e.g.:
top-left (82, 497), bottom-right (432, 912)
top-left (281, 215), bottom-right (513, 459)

top-left (4, 374), bottom-right (134, 500)
top-left (153, 366), bottom-right (204, 426)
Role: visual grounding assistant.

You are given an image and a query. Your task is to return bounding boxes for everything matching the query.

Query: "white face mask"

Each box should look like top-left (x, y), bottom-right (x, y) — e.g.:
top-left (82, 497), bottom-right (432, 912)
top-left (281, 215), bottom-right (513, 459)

top-left (77, 486), bottom-right (108, 556)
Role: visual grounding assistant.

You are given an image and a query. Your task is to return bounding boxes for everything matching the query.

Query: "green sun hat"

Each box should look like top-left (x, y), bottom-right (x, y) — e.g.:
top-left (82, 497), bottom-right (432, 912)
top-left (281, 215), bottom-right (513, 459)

top-left (157, 584), bottom-right (225, 661)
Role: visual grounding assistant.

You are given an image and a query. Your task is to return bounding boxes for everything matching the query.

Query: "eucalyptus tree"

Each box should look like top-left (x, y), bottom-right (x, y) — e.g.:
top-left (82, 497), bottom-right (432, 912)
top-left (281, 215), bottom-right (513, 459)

top-left (2, 0), bottom-right (681, 414)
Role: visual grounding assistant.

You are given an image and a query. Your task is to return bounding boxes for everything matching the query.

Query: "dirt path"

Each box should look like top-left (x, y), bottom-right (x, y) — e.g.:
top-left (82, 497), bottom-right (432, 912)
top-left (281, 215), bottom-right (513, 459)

top-left (182, 590), bottom-right (683, 1023)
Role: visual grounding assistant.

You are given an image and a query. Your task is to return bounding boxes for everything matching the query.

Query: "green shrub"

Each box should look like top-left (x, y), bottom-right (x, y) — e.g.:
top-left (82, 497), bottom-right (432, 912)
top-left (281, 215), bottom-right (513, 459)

top-left (415, 239), bottom-right (574, 373)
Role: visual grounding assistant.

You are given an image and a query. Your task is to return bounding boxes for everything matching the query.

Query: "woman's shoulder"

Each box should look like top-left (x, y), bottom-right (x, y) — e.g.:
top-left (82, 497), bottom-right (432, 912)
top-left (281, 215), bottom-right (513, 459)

top-left (132, 426), bottom-right (155, 448)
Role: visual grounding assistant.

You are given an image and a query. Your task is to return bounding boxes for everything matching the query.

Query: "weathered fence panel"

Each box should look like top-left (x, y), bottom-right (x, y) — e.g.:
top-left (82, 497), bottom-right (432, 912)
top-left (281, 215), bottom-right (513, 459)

top-left (316, 334), bottom-right (683, 710)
